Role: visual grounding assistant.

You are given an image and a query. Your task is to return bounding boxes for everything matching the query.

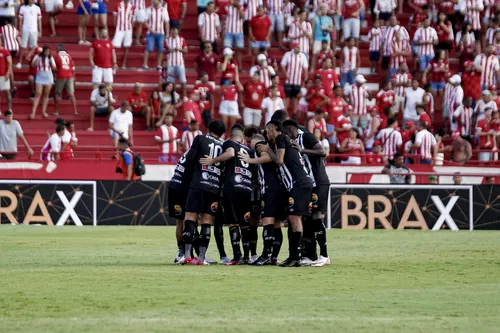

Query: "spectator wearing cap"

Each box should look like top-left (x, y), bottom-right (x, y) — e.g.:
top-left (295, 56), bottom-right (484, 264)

top-left (340, 36), bottom-right (360, 86)
top-left (128, 83), bottom-right (152, 131)
top-left (250, 53), bottom-right (276, 88)
top-left (474, 89), bottom-right (498, 121)
top-left (476, 108), bottom-right (494, 161)
top-left (218, 47), bottom-right (239, 86)
top-left (446, 75), bottom-right (464, 132)
top-left (280, 41), bottom-right (309, 115)
top-left (181, 119), bottom-right (202, 151)
top-left (195, 42), bottom-right (220, 84)
top-left (249, 6), bottom-right (272, 54)
top-left (194, 72), bottom-right (215, 128)
top-left (311, 4), bottom-right (333, 73)
top-left (198, 2), bottom-right (220, 53)
top-left (404, 78), bottom-right (425, 128)
top-left (242, 70), bottom-right (265, 127)
top-left (88, 84), bottom-right (116, 131)
top-left (223, 0), bottom-right (245, 67)
top-left (462, 60), bottom-right (482, 102)
top-left (109, 101), bottom-right (134, 148)
top-left (287, 10), bottom-right (312, 58)
top-left (382, 152), bottom-right (411, 184)
top-left (453, 96), bottom-right (474, 137)
top-left (349, 74), bottom-right (369, 131)
top-left (0, 111), bottom-right (33, 160)
top-left (53, 44), bottom-right (77, 116)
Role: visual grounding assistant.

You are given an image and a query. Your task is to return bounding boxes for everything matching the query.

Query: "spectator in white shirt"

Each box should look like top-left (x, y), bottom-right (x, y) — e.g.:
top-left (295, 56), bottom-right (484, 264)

top-left (0, 0), bottom-right (20, 27)
top-left (404, 78), bottom-right (425, 127)
top-left (109, 101), bottom-right (134, 147)
top-left (474, 89), bottom-right (498, 120)
top-left (261, 85), bottom-right (285, 124)
top-left (88, 84), bottom-right (116, 131)
top-left (41, 123), bottom-right (65, 161)
top-left (16, 0), bottom-right (41, 68)
top-left (0, 110), bottom-right (33, 159)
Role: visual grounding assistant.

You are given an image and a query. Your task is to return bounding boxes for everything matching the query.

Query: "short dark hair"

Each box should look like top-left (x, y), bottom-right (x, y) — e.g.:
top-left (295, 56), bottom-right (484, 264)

top-left (315, 108), bottom-right (325, 114)
top-left (415, 104), bottom-right (425, 110)
top-left (387, 118), bottom-right (396, 127)
top-left (394, 152), bottom-right (403, 159)
top-left (231, 123), bottom-right (245, 132)
top-left (266, 119), bottom-right (282, 132)
top-left (118, 138), bottom-right (129, 146)
top-left (55, 118), bottom-right (65, 125)
top-left (271, 110), bottom-right (288, 122)
top-left (189, 119), bottom-right (199, 126)
top-left (55, 124), bottom-right (66, 133)
top-left (282, 119), bottom-right (298, 128)
top-left (4, 110), bottom-right (13, 116)
top-left (244, 126), bottom-right (259, 138)
top-left (208, 119), bottom-right (226, 137)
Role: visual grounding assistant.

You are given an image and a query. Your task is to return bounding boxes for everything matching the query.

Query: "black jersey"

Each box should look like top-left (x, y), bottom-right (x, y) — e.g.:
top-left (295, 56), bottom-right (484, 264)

top-left (297, 132), bottom-right (330, 186)
top-left (273, 134), bottom-right (313, 191)
top-left (255, 141), bottom-right (282, 195)
top-left (168, 149), bottom-right (196, 190)
top-left (189, 134), bottom-right (224, 194)
top-left (222, 140), bottom-right (254, 193)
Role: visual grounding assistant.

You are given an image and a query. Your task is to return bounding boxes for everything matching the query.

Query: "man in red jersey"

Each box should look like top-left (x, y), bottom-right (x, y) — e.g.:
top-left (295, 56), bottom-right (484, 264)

top-left (89, 29), bottom-right (117, 89)
top-left (416, 104), bottom-right (431, 128)
top-left (0, 38), bottom-right (12, 114)
top-left (53, 44), bottom-right (77, 116)
top-left (305, 75), bottom-right (330, 118)
top-left (128, 83), bottom-right (152, 130)
top-left (462, 60), bottom-right (481, 102)
top-left (366, 140), bottom-right (384, 164)
top-left (167, 0), bottom-right (186, 30)
top-left (314, 58), bottom-right (339, 94)
top-left (376, 81), bottom-right (395, 116)
top-left (195, 42), bottom-right (220, 84)
top-left (327, 85), bottom-right (345, 145)
top-left (335, 104), bottom-right (353, 149)
top-left (183, 90), bottom-right (202, 128)
top-left (194, 72), bottom-right (215, 128)
top-left (243, 71), bottom-right (265, 127)
top-left (315, 40), bottom-right (335, 71)
top-left (249, 6), bottom-right (272, 54)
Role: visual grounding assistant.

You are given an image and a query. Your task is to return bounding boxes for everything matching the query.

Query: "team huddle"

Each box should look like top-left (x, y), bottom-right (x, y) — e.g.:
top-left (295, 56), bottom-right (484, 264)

top-left (168, 110), bottom-right (330, 267)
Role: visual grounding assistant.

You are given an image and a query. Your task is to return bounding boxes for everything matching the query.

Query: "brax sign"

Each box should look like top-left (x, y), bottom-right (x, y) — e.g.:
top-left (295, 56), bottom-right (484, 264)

top-left (0, 181), bottom-right (97, 226)
top-left (328, 185), bottom-right (473, 230)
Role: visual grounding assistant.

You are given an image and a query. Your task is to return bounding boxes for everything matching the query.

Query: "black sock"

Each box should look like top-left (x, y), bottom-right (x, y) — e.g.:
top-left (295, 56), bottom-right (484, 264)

top-left (272, 227), bottom-right (283, 260)
top-left (241, 227), bottom-right (251, 259)
top-left (261, 225), bottom-right (274, 259)
top-left (249, 225), bottom-right (258, 256)
top-left (198, 224), bottom-right (211, 262)
top-left (177, 240), bottom-right (184, 255)
top-left (290, 232), bottom-right (303, 261)
top-left (302, 217), bottom-right (317, 260)
top-left (229, 226), bottom-right (242, 260)
top-left (192, 228), bottom-right (200, 257)
top-left (286, 224), bottom-right (293, 259)
top-left (313, 218), bottom-right (328, 257)
top-left (182, 220), bottom-right (196, 259)
top-left (214, 218), bottom-right (227, 258)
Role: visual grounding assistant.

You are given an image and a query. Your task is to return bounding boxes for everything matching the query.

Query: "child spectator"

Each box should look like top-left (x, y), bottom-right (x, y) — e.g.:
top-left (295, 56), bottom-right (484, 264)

top-left (367, 18), bottom-right (382, 74)
top-left (155, 113), bottom-right (180, 162)
top-left (181, 120), bottom-right (203, 151)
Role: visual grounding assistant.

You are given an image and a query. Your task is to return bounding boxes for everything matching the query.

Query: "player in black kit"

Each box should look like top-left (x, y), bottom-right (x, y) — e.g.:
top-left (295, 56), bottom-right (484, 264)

top-left (178, 120), bottom-right (226, 266)
top-left (265, 120), bottom-right (313, 267)
top-left (282, 120), bottom-right (331, 267)
top-left (201, 125), bottom-right (255, 265)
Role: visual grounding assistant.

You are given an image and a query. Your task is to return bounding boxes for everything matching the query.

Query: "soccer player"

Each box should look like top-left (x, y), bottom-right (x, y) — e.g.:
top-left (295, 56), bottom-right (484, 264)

top-left (265, 119), bottom-right (313, 267)
top-left (200, 125), bottom-right (255, 264)
top-left (282, 120), bottom-right (330, 267)
top-left (178, 120), bottom-right (226, 265)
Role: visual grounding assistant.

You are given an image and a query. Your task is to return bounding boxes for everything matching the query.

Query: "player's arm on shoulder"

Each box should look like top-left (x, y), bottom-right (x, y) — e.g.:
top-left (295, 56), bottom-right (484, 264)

top-left (301, 132), bottom-right (326, 157)
top-left (240, 143), bottom-right (272, 164)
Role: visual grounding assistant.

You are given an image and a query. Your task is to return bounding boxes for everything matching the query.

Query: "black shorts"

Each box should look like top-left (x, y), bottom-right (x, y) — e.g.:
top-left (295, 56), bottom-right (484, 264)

top-left (243, 20), bottom-right (249, 35)
top-left (284, 84), bottom-right (301, 98)
top-left (369, 51), bottom-right (380, 61)
top-left (168, 187), bottom-right (188, 220)
top-left (438, 41), bottom-right (452, 51)
top-left (223, 190), bottom-right (252, 226)
top-left (288, 187), bottom-right (313, 217)
top-left (381, 56), bottom-right (390, 69)
top-left (311, 184), bottom-right (329, 214)
top-left (250, 189), bottom-right (261, 220)
top-left (185, 188), bottom-right (220, 216)
top-left (472, 30), bottom-right (480, 41)
top-left (261, 187), bottom-right (288, 221)
top-left (170, 19), bottom-right (181, 30)
top-left (9, 50), bottom-right (16, 58)
top-left (379, 12), bottom-right (392, 21)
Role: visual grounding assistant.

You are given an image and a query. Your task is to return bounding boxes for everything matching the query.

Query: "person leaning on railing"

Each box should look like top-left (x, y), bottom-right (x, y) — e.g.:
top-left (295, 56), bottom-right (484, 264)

top-left (382, 152), bottom-right (411, 184)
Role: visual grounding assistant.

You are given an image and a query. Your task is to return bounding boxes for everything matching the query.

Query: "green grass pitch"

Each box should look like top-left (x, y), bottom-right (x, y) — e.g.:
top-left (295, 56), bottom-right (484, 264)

top-left (1, 226), bottom-right (500, 333)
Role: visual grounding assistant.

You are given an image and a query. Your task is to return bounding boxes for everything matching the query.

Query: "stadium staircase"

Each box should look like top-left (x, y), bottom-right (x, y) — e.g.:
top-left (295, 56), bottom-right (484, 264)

top-left (8, 1), bottom-right (456, 159)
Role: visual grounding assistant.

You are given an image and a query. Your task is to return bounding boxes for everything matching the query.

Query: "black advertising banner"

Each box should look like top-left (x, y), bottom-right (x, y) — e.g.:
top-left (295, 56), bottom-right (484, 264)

top-left (0, 181), bottom-right (96, 225)
top-left (329, 185), bottom-right (473, 230)
top-left (471, 185), bottom-right (500, 230)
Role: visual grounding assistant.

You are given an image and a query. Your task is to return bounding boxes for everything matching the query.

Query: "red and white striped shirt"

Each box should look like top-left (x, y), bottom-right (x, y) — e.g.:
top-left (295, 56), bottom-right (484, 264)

top-left (341, 46), bottom-right (358, 71)
top-left (443, 81), bottom-right (454, 108)
top-left (484, 0), bottom-right (496, 19)
top-left (383, 25), bottom-right (409, 56)
top-left (146, 6), bottom-right (169, 34)
top-left (0, 25), bottom-right (19, 52)
top-left (453, 105), bottom-right (474, 136)
top-left (412, 0), bottom-right (428, 7)
top-left (267, 0), bottom-right (283, 14)
top-left (244, 0), bottom-right (263, 20)
top-left (463, 0), bottom-right (484, 31)
top-left (486, 27), bottom-right (500, 46)
top-left (165, 35), bottom-right (186, 66)
top-left (474, 53), bottom-right (500, 87)
top-left (390, 40), bottom-right (410, 69)
top-left (392, 72), bottom-right (412, 97)
top-left (181, 130), bottom-right (203, 150)
top-left (288, 20), bottom-right (312, 54)
top-left (250, 64), bottom-right (275, 88)
top-left (198, 11), bottom-right (220, 42)
top-left (281, 0), bottom-right (295, 14)
top-left (413, 27), bottom-right (438, 56)
top-left (368, 27), bottom-right (382, 52)
top-left (424, 91), bottom-right (434, 115)
top-left (225, 4), bottom-right (244, 33)
top-left (280, 51), bottom-right (309, 85)
top-left (130, 0), bottom-right (145, 10)
top-left (350, 84), bottom-right (369, 116)
top-left (114, 2), bottom-right (135, 32)
top-left (309, 118), bottom-right (327, 135)
top-left (377, 127), bottom-right (402, 159)
top-left (32, 55), bottom-right (56, 72)
top-left (155, 124), bottom-right (179, 154)
top-left (415, 129), bottom-right (436, 160)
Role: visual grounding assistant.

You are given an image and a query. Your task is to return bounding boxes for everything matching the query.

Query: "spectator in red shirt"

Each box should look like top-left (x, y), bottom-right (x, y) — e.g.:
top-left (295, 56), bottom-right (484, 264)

top-left (314, 58), bottom-right (339, 93)
top-left (423, 49), bottom-right (448, 97)
top-left (53, 44), bottom-right (77, 116)
top-left (195, 42), bottom-right (220, 83)
top-left (149, 90), bottom-right (161, 125)
top-left (27, 47), bottom-right (42, 99)
top-left (315, 40), bottom-right (335, 72)
top-left (89, 29), bottom-right (117, 89)
top-left (328, 85), bottom-right (346, 144)
top-left (0, 38), bottom-right (12, 114)
top-left (249, 6), bottom-right (272, 55)
top-left (183, 90), bottom-right (202, 128)
top-left (476, 108), bottom-right (494, 161)
top-left (366, 140), bottom-right (383, 164)
top-left (167, 0), bottom-right (187, 30)
top-left (376, 81), bottom-right (395, 115)
top-left (194, 72), bottom-right (215, 128)
top-left (462, 60), bottom-right (482, 101)
top-left (435, 12), bottom-right (453, 59)
top-left (416, 103), bottom-right (431, 128)
top-left (128, 83), bottom-right (152, 131)
top-left (243, 71), bottom-right (265, 127)
top-left (305, 75), bottom-right (330, 123)
top-left (218, 47), bottom-right (239, 86)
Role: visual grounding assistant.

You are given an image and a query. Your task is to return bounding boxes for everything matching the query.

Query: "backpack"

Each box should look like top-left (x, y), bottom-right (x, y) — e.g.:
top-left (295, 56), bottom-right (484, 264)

top-left (133, 153), bottom-right (146, 176)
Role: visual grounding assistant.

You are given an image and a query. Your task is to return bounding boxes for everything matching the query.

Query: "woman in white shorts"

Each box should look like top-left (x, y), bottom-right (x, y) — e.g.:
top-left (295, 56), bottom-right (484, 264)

top-left (30, 45), bottom-right (56, 119)
top-left (219, 80), bottom-right (243, 130)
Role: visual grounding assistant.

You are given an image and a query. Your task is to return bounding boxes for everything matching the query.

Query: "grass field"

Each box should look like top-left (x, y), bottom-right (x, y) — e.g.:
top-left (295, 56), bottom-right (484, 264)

top-left (1, 226), bottom-right (500, 333)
